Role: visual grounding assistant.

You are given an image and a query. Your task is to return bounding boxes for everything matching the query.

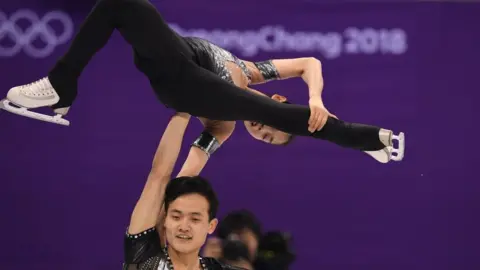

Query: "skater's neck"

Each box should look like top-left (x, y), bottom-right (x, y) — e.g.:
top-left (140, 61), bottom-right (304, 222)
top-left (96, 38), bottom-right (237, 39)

top-left (168, 246), bottom-right (202, 270)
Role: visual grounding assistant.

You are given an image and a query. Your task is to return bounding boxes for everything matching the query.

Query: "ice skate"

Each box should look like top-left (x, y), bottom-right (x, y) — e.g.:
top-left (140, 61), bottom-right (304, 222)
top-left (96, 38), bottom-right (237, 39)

top-left (0, 77), bottom-right (70, 126)
top-left (364, 129), bottom-right (405, 163)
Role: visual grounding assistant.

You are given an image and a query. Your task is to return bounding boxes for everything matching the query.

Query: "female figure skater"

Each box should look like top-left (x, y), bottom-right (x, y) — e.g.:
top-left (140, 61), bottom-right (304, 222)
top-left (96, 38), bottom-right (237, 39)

top-left (0, 0), bottom-right (404, 163)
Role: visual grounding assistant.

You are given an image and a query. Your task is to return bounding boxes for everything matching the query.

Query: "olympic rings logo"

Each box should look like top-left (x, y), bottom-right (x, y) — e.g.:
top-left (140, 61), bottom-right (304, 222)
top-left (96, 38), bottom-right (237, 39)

top-left (0, 9), bottom-right (74, 58)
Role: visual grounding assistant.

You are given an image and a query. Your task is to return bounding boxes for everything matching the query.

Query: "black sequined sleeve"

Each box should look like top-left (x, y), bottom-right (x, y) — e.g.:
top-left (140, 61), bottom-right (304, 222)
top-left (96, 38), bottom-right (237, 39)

top-left (123, 227), bottom-right (162, 268)
top-left (253, 60), bottom-right (281, 82)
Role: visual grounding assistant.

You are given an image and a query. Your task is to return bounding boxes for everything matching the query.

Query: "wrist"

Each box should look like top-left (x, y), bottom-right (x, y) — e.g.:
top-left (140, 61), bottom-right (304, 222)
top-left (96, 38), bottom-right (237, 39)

top-left (174, 112), bottom-right (191, 120)
top-left (192, 131), bottom-right (221, 158)
top-left (309, 94), bottom-right (323, 103)
top-left (308, 88), bottom-right (322, 99)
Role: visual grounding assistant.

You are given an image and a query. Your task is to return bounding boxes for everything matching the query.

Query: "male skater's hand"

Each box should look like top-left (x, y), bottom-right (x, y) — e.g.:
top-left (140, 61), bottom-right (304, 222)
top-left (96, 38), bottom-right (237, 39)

top-left (308, 96), bottom-right (337, 132)
top-left (177, 118), bottom-right (235, 177)
top-left (200, 118), bottom-right (236, 143)
top-left (174, 112), bottom-right (191, 120)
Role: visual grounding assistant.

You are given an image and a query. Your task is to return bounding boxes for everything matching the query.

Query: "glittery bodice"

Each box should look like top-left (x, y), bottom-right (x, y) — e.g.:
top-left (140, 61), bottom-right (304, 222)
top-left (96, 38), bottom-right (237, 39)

top-left (184, 37), bottom-right (252, 85)
top-left (122, 227), bottom-right (243, 270)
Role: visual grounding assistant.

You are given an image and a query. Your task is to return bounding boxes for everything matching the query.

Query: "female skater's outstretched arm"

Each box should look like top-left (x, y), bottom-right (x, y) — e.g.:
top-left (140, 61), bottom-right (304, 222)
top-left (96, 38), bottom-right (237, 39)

top-left (247, 57), bottom-right (338, 132)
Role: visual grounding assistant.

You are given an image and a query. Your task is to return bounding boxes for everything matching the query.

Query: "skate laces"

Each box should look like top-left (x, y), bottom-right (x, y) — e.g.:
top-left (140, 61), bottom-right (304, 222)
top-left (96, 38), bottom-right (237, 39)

top-left (20, 77), bottom-right (56, 97)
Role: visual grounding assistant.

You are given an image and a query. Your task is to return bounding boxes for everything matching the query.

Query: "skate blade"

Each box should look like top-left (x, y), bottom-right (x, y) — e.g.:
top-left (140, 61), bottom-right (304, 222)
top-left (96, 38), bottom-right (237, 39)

top-left (391, 132), bottom-right (405, 161)
top-left (0, 99), bottom-right (70, 126)
top-left (364, 132), bottom-right (405, 163)
top-left (364, 148), bottom-right (391, 164)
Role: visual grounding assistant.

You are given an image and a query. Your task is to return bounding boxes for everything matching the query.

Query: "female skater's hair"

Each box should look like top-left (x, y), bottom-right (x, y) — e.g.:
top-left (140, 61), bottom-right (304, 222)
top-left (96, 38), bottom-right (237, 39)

top-left (278, 100), bottom-right (295, 146)
top-left (164, 176), bottom-right (219, 220)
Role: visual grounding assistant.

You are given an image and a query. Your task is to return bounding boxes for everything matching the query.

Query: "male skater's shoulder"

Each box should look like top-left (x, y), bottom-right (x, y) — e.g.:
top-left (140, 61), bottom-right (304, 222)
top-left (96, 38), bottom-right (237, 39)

top-left (123, 227), bottom-right (166, 270)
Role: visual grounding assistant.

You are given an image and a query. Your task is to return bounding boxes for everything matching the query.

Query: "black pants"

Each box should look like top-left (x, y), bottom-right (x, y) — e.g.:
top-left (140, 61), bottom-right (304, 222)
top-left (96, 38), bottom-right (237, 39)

top-left (48, 0), bottom-right (385, 151)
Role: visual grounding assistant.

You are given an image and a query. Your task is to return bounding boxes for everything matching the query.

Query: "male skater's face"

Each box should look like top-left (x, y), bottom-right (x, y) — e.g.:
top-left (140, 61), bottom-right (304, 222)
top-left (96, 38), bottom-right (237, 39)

top-left (243, 94), bottom-right (292, 145)
top-left (164, 193), bottom-right (218, 254)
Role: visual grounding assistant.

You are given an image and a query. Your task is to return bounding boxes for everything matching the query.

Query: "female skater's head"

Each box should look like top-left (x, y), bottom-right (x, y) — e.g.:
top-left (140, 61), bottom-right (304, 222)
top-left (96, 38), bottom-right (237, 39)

top-left (164, 176), bottom-right (219, 254)
top-left (243, 94), bottom-right (294, 145)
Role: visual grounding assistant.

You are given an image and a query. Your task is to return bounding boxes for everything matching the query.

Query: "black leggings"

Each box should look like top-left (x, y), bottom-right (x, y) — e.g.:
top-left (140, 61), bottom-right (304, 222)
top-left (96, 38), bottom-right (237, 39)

top-left (48, 0), bottom-right (386, 151)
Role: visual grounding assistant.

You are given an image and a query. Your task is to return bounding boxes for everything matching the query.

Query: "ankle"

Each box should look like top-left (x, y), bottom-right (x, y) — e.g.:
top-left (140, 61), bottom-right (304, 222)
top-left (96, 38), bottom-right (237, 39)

top-left (379, 129), bottom-right (393, 147)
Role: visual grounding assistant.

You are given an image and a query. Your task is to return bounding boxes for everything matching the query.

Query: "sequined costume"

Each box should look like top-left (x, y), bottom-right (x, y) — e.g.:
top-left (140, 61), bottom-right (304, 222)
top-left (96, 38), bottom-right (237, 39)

top-left (183, 37), bottom-right (252, 84)
top-left (183, 37), bottom-right (280, 85)
top-left (123, 227), bottom-right (243, 270)
top-left (47, 0), bottom-right (386, 151)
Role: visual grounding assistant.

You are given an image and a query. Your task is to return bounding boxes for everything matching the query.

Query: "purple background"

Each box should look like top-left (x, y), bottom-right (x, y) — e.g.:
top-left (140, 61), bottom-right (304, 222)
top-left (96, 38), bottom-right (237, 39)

top-left (1, 1), bottom-right (479, 269)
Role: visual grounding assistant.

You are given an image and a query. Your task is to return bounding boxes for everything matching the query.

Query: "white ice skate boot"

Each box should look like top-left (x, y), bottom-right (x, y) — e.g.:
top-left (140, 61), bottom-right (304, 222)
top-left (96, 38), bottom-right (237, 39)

top-left (0, 77), bottom-right (70, 126)
top-left (364, 129), bottom-right (405, 163)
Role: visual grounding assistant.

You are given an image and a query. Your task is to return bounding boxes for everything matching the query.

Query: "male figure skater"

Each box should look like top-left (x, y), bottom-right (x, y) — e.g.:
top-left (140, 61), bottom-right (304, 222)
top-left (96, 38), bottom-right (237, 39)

top-left (124, 112), bottom-right (242, 269)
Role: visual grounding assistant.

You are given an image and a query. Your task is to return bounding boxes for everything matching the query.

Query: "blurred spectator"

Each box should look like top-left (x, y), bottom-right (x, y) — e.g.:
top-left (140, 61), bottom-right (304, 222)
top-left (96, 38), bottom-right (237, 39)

top-left (217, 209), bottom-right (263, 261)
top-left (255, 231), bottom-right (296, 270)
top-left (202, 209), bottom-right (295, 269)
top-left (202, 209), bottom-right (262, 268)
top-left (221, 238), bottom-right (254, 269)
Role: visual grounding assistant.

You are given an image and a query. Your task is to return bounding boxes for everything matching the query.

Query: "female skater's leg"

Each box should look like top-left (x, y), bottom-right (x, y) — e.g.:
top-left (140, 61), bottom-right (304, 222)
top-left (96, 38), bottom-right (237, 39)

top-left (45, 0), bottom-right (191, 109)
top-left (173, 63), bottom-right (387, 151)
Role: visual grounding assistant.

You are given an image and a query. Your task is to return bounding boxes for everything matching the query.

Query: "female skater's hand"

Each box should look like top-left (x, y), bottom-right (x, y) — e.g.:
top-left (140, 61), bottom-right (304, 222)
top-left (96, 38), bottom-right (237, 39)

top-left (308, 97), bottom-right (337, 132)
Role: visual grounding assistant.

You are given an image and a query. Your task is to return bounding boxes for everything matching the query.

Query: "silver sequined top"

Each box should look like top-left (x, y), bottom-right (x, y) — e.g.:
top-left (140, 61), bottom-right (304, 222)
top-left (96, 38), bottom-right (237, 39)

top-left (184, 37), bottom-right (253, 85)
top-left (122, 227), bottom-right (242, 270)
